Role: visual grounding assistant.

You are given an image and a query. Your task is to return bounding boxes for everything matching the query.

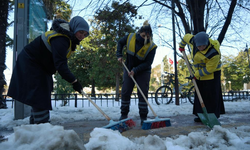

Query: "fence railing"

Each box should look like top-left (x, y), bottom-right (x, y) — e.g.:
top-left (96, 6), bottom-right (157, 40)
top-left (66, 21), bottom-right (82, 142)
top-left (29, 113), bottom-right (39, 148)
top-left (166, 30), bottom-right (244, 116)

top-left (222, 91), bottom-right (249, 101)
top-left (3, 91), bottom-right (249, 108)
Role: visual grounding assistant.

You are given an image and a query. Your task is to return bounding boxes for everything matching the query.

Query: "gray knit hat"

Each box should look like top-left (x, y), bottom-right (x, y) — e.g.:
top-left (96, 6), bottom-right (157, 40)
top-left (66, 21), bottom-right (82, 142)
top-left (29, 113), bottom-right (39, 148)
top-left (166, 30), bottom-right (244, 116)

top-left (194, 31), bottom-right (209, 47)
top-left (69, 16), bottom-right (89, 36)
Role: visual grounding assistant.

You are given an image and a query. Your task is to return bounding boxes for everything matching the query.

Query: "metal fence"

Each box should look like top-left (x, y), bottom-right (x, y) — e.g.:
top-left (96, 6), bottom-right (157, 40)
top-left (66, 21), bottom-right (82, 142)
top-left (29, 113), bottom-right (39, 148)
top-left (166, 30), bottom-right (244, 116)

top-left (3, 91), bottom-right (249, 108)
top-left (222, 91), bottom-right (250, 101)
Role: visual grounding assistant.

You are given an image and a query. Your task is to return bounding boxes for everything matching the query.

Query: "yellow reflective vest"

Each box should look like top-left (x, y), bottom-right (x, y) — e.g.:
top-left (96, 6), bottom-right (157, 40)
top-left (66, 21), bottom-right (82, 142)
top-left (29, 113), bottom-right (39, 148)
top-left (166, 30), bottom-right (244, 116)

top-left (126, 33), bottom-right (157, 60)
top-left (179, 33), bottom-right (222, 80)
top-left (41, 30), bottom-right (73, 58)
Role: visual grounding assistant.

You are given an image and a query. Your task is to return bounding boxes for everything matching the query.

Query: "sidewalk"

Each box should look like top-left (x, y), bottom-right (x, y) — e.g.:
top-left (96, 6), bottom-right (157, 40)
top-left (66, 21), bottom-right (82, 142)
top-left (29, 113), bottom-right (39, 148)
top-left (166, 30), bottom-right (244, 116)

top-left (1, 112), bottom-right (249, 144)
top-left (61, 112), bottom-right (250, 144)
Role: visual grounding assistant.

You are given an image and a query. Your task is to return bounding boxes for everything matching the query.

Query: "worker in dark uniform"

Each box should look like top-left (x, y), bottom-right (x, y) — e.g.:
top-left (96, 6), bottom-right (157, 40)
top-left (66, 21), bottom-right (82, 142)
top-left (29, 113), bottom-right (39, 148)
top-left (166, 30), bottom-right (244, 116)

top-left (179, 31), bottom-right (225, 122)
top-left (7, 16), bottom-right (89, 124)
top-left (116, 20), bottom-right (157, 125)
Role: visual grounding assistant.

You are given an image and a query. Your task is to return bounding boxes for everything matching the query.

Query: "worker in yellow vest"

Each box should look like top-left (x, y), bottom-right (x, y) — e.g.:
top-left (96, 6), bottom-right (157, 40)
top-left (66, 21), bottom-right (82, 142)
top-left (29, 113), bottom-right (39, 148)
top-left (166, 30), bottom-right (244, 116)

top-left (8, 16), bottom-right (89, 124)
top-left (116, 20), bottom-right (157, 125)
top-left (179, 31), bottom-right (225, 122)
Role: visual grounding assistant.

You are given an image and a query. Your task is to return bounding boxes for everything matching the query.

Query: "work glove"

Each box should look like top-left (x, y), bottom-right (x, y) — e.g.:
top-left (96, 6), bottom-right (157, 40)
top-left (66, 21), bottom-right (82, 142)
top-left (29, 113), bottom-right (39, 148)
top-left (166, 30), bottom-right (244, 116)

top-left (186, 75), bottom-right (196, 80)
top-left (72, 80), bottom-right (83, 94)
top-left (179, 47), bottom-right (185, 52)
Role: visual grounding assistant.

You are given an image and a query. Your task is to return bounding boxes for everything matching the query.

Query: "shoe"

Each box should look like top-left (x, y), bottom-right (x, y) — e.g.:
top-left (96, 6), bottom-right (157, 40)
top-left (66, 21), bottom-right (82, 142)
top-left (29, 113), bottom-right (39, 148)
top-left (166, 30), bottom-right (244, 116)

top-left (119, 115), bottom-right (128, 121)
top-left (194, 117), bottom-right (201, 122)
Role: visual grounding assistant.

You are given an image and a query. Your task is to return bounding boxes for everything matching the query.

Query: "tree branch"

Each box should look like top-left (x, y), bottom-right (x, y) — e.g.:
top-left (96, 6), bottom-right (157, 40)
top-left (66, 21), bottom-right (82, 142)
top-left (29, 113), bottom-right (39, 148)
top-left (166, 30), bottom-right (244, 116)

top-left (175, 0), bottom-right (191, 34)
top-left (217, 0), bottom-right (237, 44)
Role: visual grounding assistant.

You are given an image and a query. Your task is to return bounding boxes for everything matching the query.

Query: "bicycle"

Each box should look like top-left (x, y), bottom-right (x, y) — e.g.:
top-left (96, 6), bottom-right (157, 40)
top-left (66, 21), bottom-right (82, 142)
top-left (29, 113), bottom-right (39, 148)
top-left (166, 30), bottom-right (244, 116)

top-left (155, 72), bottom-right (195, 105)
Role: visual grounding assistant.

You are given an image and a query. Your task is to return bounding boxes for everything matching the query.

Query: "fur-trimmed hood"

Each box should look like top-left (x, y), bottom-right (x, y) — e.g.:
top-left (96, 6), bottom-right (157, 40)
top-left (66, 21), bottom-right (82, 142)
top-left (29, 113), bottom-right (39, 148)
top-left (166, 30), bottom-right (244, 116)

top-left (51, 19), bottom-right (80, 45)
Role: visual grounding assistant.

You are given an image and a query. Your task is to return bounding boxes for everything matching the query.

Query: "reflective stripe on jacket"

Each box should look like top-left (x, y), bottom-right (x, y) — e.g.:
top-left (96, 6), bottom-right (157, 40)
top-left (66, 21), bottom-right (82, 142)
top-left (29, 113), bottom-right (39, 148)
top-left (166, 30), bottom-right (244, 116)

top-left (179, 33), bottom-right (222, 80)
top-left (41, 30), bottom-right (73, 58)
top-left (126, 33), bottom-right (157, 60)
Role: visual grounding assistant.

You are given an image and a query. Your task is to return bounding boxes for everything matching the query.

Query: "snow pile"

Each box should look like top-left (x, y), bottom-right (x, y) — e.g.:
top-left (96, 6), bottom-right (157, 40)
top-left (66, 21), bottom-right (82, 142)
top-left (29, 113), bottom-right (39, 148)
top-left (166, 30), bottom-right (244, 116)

top-left (84, 125), bottom-right (250, 150)
top-left (164, 125), bottom-right (250, 150)
top-left (1, 100), bottom-right (250, 149)
top-left (0, 123), bottom-right (84, 150)
top-left (1, 122), bottom-right (250, 150)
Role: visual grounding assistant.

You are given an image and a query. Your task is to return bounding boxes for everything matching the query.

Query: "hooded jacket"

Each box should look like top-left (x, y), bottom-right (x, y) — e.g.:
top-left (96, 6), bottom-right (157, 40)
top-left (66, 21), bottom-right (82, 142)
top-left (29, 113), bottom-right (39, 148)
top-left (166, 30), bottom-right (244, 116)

top-left (179, 33), bottom-right (222, 80)
top-left (24, 19), bottom-right (80, 83)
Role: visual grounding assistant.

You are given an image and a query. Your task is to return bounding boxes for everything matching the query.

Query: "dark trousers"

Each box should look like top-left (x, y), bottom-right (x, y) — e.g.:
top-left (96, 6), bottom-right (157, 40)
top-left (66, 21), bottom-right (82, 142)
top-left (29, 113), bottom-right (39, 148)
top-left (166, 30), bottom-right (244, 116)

top-left (30, 107), bottom-right (50, 124)
top-left (193, 71), bottom-right (225, 118)
top-left (120, 70), bottom-right (150, 119)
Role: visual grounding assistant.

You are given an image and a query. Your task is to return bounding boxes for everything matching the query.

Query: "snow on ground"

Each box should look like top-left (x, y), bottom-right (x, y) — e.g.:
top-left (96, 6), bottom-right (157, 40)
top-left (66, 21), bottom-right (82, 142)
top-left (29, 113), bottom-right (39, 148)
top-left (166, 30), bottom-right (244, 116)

top-left (0, 99), bottom-right (250, 150)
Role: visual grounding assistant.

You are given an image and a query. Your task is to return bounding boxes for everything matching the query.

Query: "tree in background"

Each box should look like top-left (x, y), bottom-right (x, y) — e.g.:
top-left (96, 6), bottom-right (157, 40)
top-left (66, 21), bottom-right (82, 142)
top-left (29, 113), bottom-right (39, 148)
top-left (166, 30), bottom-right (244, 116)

top-left (42, 0), bottom-right (71, 20)
top-left (222, 51), bottom-right (250, 91)
top-left (4, 0), bottom-right (250, 98)
top-left (0, 0), bottom-right (10, 108)
top-left (48, 1), bottom-right (74, 96)
top-left (150, 64), bottom-right (161, 92)
top-left (153, 0), bottom-right (243, 49)
top-left (152, 55), bottom-right (192, 90)
top-left (54, 0), bottom-right (72, 20)
top-left (84, 1), bottom-right (137, 98)
top-left (50, 0), bottom-right (250, 93)
top-left (177, 58), bottom-right (190, 84)
top-left (67, 39), bottom-right (95, 95)
top-left (152, 0), bottom-right (248, 91)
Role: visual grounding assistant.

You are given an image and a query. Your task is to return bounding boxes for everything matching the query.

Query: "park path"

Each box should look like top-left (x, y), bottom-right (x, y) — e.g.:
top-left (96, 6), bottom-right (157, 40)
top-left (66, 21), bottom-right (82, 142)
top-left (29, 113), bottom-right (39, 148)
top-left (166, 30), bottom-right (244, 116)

top-left (61, 112), bottom-right (250, 144)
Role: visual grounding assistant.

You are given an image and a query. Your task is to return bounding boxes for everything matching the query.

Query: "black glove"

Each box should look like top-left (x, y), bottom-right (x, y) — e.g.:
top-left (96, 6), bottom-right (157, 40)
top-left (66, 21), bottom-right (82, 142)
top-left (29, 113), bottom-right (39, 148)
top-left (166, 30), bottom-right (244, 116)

top-left (72, 81), bottom-right (83, 94)
top-left (186, 75), bottom-right (196, 80)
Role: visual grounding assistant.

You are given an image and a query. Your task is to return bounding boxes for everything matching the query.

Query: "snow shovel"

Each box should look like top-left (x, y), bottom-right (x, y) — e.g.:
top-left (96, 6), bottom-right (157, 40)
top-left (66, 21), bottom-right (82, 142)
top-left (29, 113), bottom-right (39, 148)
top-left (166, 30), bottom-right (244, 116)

top-left (181, 51), bottom-right (221, 129)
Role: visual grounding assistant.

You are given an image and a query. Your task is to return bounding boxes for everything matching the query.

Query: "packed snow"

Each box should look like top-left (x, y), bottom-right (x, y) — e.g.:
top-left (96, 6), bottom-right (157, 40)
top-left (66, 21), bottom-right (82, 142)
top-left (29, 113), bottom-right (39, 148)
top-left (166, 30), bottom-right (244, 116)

top-left (1, 98), bottom-right (250, 150)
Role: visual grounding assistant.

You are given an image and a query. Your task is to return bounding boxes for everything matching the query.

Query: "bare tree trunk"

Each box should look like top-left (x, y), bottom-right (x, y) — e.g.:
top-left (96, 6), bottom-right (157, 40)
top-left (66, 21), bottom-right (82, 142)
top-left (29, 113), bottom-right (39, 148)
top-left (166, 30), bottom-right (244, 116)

top-left (217, 0), bottom-right (237, 44)
top-left (0, 0), bottom-right (9, 108)
top-left (187, 0), bottom-right (206, 34)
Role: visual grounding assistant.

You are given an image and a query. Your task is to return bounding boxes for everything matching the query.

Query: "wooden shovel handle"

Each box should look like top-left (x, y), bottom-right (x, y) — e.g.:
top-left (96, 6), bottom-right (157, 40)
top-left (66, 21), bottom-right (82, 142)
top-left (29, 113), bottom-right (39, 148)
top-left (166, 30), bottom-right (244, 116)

top-left (122, 62), bottom-right (158, 117)
top-left (81, 90), bottom-right (111, 121)
top-left (181, 51), bottom-right (205, 108)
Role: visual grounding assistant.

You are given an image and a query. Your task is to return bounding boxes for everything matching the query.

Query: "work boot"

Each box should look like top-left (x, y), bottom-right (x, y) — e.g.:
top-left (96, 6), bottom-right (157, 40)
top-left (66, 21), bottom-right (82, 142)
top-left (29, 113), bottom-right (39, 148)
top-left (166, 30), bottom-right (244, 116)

top-left (119, 115), bottom-right (128, 121)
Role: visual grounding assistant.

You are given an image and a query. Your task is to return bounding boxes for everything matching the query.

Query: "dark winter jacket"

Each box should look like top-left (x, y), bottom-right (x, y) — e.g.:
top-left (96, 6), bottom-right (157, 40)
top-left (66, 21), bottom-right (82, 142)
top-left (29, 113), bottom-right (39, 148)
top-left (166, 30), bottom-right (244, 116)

top-left (25, 19), bottom-right (79, 82)
top-left (116, 33), bottom-right (157, 74)
top-left (7, 19), bottom-right (81, 110)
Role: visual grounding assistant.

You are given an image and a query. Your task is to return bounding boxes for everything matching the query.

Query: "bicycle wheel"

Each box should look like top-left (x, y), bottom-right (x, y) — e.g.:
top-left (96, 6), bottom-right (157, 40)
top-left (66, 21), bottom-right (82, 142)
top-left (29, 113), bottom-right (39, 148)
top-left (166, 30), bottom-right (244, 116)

top-left (155, 86), bottom-right (173, 105)
top-left (187, 86), bottom-right (195, 104)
